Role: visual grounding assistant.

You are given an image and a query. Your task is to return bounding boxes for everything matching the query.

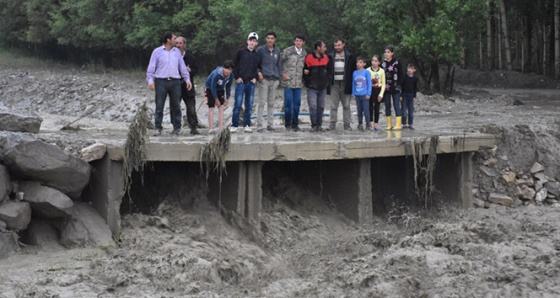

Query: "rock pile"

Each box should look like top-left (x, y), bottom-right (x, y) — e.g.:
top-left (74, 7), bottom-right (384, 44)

top-left (0, 131), bottom-right (113, 259)
top-left (474, 147), bottom-right (559, 208)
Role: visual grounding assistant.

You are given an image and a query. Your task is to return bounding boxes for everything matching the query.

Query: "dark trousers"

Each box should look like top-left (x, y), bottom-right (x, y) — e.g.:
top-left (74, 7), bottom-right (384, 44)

top-left (155, 79), bottom-right (182, 130)
top-left (369, 87), bottom-right (382, 123)
top-left (181, 83), bottom-right (199, 128)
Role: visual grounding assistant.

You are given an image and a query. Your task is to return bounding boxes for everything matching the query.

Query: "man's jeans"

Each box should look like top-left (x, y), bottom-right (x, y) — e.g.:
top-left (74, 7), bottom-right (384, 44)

top-left (256, 79), bottom-right (279, 127)
top-left (155, 78), bottom-right (182, 130)
top-left (329, 81), bottom-right (351, 127)
top-left (402, 92), bottom-right (414, 125)
top-left (307, 88), bottom-right (326, 127)
top-left (232, 82), bottom-right (255, 127)
top-left (383, 91), bottom-right (402, 117)
top-left (284, 87), bottom-right (302, 127)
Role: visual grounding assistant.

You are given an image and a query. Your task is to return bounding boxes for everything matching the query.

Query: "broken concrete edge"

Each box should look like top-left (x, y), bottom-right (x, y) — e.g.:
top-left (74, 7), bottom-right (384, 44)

top-left (105, 133), bottom-right (496, 162)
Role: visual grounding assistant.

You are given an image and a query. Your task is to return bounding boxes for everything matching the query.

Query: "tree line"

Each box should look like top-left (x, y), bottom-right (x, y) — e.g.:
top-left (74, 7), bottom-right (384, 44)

top-left (1, 0), bottom-right (559, 95)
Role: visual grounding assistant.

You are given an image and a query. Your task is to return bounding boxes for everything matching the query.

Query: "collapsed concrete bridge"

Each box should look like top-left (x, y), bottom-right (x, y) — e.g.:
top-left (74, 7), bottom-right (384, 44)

top-left (84, 131), bottom-right (495, 235)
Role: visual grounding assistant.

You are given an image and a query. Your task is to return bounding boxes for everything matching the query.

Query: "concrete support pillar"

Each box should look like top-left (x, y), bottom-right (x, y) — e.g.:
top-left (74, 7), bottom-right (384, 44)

top-left (83, 155), bottom-right (124, 235)
top-left (459, 152), bottom-right (474, 208)
top-left (321, 159), bottom-right (373, 223)
top-left (208, 161), bottom-right (263, 222)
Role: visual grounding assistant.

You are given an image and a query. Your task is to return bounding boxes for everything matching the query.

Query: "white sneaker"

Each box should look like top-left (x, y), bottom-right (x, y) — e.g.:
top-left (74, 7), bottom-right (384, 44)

top-left (244, 126), bottom-right (253, 133)
top-left (229, 126), bottom-right (238, 133)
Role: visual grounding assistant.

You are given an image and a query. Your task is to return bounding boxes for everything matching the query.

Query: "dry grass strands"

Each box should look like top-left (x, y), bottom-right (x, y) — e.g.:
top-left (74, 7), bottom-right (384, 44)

top-left (200, 127), bottom-right (231, 211)
top-left (123, 102), bottom-right (150, 204)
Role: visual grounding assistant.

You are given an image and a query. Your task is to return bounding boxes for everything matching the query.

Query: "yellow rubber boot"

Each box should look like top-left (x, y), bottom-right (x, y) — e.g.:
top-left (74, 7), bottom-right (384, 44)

top-left (385, 116), bottom-right (393, 130)
top-left (393, 116), bottom-right (403, 130)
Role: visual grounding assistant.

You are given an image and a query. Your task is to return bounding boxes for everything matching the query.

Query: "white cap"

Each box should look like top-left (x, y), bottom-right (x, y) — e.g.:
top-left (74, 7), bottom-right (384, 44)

top-left (247, 32), bottom-right (258, 41)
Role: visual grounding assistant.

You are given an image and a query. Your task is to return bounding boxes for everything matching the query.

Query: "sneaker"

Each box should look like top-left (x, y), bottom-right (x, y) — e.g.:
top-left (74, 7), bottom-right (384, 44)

top-left (229, 126), bottom-right (238, 133)
top-left (328, 124), bottom-right (336, 131)
top-left (344, 124), bottom-right (352, 131)
top-left (409, 125), bottom-right (415, 130)
top-left (357, 124), bottom-right (364, 131)
top-left (244, 126), bottom-right (253, 133)
top-left (310, 126), bottom-right (318, 132)
top-left (317, 126), bottom-right (324, 132)
top-left (372, 127), bottom-right (379, 132)
top-left (153, 129), bottom-right (162, 136)
top-left (267, 125), bottom-right (276, 131)
top-left (403, 124), bottom-right (409, 129)
top-left (292, 126), bottom-right (301, 132)
top-left (190, 127), bottom-right (200, 135)
top-left (208, 129), bottom-right (216, 135)
top-left (256, 124), bottom-right (264, 132)
top-left (170, 128), bottom-right (181, 135)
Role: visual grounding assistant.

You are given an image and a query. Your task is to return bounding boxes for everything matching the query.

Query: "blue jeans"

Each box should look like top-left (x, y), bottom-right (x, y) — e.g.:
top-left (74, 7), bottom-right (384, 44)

top-left (284, 87), bottom-right (302, 127)
top-left (307, 88), bottom-right (326, 127)
top-left (155, 78), bottom-right (182, 130)
top-left (402, 92), bottom-right (415, 125)
top-left (232, 82), bottom-right (255, 127)
top-left (383, 91), bottom-right (401, 117)
top-left (356, 96), bottom-right (370, 125)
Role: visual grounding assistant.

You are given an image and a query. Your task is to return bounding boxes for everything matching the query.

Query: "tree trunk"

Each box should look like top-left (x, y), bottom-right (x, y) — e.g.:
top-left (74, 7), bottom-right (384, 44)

top-left (555, 0), bottom-right (560, 79)
top-left (487, 2), bottom-right (494, 71)
top-left (498, 0), bottom-right (513, 70)
top-left (522, 12), bottom-right (531, 73)
top-left (479, 31), bottom-right (483, 70)
top-left (543, 24), bottom-right (549, 76)
top-left (497, 12), bottom-right (503, 70)
top-left (431, 62), bottom-right (441, 94)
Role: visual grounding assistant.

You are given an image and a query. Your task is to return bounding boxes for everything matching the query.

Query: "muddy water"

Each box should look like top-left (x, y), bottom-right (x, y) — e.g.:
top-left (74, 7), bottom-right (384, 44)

top-left (3, 190), bottom-right (560, 297)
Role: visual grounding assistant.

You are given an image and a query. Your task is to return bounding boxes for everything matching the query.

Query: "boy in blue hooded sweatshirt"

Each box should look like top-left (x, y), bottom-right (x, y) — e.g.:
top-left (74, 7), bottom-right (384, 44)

top-left (205, 60), bottom-right (234, 134)
top-left (352, 57), bottom-right (372, 131)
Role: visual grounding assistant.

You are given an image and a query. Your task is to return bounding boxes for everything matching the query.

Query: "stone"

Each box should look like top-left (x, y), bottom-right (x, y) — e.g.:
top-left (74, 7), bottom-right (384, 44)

top-left (552, 203), bottom-right (560, 208)
top-left (80, 143), bottom-right (107, 162)
top-left (544, 181), bottom-right (560, 197)
top-left (0, 220), bottom-right (6, 232)
top-left (516, 178), bottom-right (534, 187)
top-left (0, 231), bottom-right (19, 259)
top-left (0, 201), bottom-right (31, 230)
top-left (535, 181), bottom-right (544, 192)
top-left (530, 162), bottom-right (545, 174)
top-left (534, 172), bottom-right (548, 182)
top-left (480, 166), bottom-right (497, 177)
top-left (58, 202), bottom-right (114, 248)
top-left (483, 158), bottom-right (498, 166)
top-left (535, 188), bottom-right (548, 204)
top-left (501, 172), bottom-right (517, 184)
top-left (0, 133), bottom-right (91, 199)
top-left (520, 187), bottom-right (536, 201)
top-left (0, 107), bottom-right (43, 133)
top-left (20, 218), bottom-right (64, 250)
top-left (0, 164), bottom-right (11, 204)
top-left (488, 193), bottom-right (514, 207)
top-left (19, 181), bottom-right (73, 218)
top-left (498, 155), bottom-right (508, 161)
top-left (473, 198), bottom-right (486, 208)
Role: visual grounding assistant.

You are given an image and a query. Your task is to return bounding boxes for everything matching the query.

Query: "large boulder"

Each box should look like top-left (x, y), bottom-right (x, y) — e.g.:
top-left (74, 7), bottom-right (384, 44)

top-left (0, 231), bottom-right (19, 259)
top-left (58, 202), bottom-right (114, 248)
top-left (20, 217), bottom-right (64, 251)
top-left (80, 142), bottom-right (107, 162)
top-left (0, 201), bottom-right (31, 230)
top-left (545, 181), bottom-right (560, 197)
top-left (0, 107), bottom-right (42, 133)
top-left (0, 164), bottom-right (11, 203)
top-left (0, 133), bottom-right (91, 199)
top-left (19, 181), bottom-right (73, 218)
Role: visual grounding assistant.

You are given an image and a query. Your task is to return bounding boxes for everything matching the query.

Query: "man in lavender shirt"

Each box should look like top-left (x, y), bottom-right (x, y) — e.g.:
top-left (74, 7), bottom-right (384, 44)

top-left (146, 31), bottom-right (192, 136)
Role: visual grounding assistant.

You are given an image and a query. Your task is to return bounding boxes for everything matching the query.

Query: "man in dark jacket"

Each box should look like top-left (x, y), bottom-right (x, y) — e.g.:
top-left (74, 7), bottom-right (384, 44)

top-left (328, 38), bottom-right (356, 131)
top-left (231, 32), bottom-right (261, 133)
top-left (303, 40), bottom-right (330, 132)
top-left (176, 36), bottom-right (200, 135)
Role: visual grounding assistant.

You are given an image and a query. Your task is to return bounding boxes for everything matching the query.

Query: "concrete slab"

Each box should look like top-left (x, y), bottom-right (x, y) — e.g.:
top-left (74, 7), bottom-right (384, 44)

top-left (103, 131), bottom-right (495, 162)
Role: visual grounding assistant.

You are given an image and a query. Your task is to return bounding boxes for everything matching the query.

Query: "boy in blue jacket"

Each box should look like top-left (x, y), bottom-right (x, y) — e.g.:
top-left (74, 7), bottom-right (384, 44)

top-left (352, 57), bottom-right (372, 131)
top-left (205, 60), bottom-right (234, 134)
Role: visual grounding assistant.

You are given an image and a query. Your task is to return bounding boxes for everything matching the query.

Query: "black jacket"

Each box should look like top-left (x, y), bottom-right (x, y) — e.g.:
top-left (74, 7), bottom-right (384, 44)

top-left (328, 49), bottom-right (356, 95)
top-left (233, 46), bottom-right (261, 82)
top-left (182, 51), bottom-right (198, 95)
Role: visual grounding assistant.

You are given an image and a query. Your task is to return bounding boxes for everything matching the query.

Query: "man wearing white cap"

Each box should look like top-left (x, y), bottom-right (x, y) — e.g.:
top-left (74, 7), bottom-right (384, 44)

top-left (231, 32), bottom-right (261, 133)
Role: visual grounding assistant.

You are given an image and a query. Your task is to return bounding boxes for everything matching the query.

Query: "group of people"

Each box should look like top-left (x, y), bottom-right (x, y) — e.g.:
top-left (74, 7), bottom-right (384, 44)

top-left (146, 31), bottom-right (419, 136)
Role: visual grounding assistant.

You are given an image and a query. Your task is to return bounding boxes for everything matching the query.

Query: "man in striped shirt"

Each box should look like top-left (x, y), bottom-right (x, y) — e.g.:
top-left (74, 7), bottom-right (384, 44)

top-left (328, 38), bottom-right (356, 131)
